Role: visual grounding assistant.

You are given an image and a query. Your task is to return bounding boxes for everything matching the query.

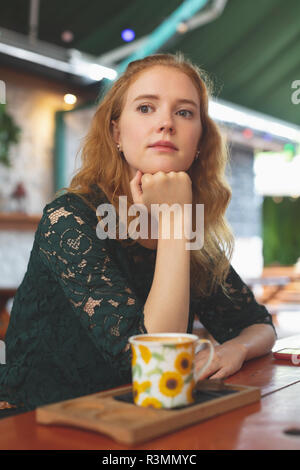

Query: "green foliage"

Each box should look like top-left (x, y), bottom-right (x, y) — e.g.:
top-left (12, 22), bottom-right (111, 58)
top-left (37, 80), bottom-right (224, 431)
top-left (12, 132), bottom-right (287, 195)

top-left (0, 104), bottom-right (21, 166)
top-left (263, 197), bottom-right (300, 266)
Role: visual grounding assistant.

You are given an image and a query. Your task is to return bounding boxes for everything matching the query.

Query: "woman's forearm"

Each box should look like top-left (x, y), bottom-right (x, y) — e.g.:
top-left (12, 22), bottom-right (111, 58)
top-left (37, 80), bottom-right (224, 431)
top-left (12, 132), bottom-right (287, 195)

top-left (195, 323), bottom-right (276, 380)
top-left (143, 211), bottom-right (191, 333)
top-left (225, 323), bottom-right (276, 361)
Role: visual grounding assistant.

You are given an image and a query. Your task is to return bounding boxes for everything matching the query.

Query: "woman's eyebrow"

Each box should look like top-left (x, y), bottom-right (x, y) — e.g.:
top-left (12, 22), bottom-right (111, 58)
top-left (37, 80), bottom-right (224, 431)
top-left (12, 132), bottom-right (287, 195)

top-left (132, 94), bottom-right (198, 108)
top-left (133, 94), bottom-right (159, 102)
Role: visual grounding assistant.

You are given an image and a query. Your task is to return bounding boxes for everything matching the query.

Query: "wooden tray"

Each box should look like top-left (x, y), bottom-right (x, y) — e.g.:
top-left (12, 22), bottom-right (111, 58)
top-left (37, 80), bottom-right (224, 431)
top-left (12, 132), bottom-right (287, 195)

top-left (36, 383), bottom-right (260, 445)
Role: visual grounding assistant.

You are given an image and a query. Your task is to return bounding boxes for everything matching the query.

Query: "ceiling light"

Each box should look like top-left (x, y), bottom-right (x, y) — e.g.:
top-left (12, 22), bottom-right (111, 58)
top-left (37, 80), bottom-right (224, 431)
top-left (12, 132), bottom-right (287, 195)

top-left (209, 99), bottom-right (300, 142)
top-left (242, 128), bottom-right (253, 139)
top-left (86, 63), bottom-right (117, 81)
top-left (61, 30), bottom-right (74, 43)
top-left (64, 93), bottom-right (77, 105)
top-left (69, 50), bottom-right (118, 81)
top-left (0, 37), bottom-right (117, 83)
top-left (176, 22), bottom-right (188, 33)
top-left (121, 29), bottom-right (135, 42)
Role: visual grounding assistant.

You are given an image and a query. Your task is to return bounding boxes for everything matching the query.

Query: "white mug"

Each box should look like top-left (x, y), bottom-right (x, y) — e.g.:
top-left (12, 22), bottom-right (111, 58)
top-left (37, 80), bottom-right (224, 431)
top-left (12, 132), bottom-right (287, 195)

top-left (129, 333), bottom-right (214, 409)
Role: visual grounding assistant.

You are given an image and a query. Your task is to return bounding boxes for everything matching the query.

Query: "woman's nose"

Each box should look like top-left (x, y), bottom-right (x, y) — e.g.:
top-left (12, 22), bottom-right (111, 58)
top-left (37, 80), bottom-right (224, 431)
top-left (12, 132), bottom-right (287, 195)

top-left (159, 124), bottom-right (174, 133)
top-left (157, 113), bottom-right (175, 134)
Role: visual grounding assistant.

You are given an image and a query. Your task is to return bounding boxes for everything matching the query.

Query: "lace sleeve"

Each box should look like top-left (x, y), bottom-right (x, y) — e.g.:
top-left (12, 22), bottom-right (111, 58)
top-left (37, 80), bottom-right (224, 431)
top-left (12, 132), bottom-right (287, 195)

top-left (195, 265), bottom-right (276, 344)
top-left (37, 194), bottom-right (147, 376)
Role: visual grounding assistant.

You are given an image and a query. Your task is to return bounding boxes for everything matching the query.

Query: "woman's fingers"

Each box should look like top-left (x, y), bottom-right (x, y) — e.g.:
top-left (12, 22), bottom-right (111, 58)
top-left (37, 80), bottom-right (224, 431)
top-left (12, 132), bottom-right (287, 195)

top-left (139, 171), bottom-right (192, 208)
top-left (130, 170), bottom-right (143, 204)
top-left (208, 369), bottom-right (228, 379)
top-left (195, 351), bottom-right (219, 380)
top-left (195, 342), bottom-right (247, 381)
top-left (196, 362), bottom-right (219, 380)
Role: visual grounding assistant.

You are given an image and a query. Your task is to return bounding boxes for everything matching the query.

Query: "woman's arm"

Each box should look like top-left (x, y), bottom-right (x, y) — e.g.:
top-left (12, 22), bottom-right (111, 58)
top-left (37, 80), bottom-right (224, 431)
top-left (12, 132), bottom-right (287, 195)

top-left (224, 323), bottom-right (276, 361)
top-left (143, 211), bottom-right (191, 333)
top-left (38, 194), bottom-right (150, 380)
top-left (193, 264), bottom-right (277, 380)
top-left (195, 323), bottom-right (276, 380)
top-left (130, 170), bottom-right (193, 334)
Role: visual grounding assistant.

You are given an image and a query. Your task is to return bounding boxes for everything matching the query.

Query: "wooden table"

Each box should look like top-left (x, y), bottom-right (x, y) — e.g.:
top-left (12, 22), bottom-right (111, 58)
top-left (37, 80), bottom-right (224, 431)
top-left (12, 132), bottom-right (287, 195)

top-left (245, 268), bottom-right (300, 316)
top-left (1, 335), bottom-right (300, 450)
top-left (245, 275), bottom-right (291, 304)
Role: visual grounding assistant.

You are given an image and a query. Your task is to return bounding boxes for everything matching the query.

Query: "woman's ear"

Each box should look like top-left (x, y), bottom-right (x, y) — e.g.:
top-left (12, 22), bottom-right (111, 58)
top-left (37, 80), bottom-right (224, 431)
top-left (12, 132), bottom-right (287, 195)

top-left (111, 120), bottom-right (120, 145)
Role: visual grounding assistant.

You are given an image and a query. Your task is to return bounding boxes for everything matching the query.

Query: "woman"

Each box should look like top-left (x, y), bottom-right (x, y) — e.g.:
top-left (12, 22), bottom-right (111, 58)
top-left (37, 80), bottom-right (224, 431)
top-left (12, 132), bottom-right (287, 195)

top-left (0, 53), bottom-right (276, 414)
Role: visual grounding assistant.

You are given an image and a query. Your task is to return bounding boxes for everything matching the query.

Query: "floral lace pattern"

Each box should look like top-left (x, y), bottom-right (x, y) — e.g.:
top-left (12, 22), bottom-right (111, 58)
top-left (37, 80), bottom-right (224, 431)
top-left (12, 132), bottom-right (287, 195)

top-left (193, 265), bottom-right (276, 344)
top-left (0, 191), bottom-right (275, 413)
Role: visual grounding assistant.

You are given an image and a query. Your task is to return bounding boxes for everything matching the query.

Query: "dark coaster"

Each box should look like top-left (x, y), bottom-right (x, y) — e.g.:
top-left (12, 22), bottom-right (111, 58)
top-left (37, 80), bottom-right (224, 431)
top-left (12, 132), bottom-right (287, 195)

top-left (113, 388), bottom-right (237, 410)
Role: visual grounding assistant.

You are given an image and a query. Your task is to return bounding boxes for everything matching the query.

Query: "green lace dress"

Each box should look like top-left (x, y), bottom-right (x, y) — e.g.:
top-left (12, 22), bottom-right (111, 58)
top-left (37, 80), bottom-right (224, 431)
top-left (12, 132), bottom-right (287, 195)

top-left (0, 191), bottom-right (275, 416)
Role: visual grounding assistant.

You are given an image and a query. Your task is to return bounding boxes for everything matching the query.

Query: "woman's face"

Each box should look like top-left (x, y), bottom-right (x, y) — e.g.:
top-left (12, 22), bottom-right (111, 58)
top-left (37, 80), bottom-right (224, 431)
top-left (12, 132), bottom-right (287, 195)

top-left (112, 65), bottom-right (202, 178)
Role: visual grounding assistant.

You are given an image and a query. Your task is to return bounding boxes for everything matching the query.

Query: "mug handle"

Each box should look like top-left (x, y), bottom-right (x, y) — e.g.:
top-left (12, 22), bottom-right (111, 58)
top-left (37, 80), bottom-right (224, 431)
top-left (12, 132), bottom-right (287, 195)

top-left (194, 338), bottom-right (214, 382)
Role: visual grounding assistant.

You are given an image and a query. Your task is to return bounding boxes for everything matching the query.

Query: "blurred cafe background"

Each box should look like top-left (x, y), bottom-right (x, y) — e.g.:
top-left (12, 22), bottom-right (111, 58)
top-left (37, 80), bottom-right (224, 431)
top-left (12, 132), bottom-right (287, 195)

top-left (0, 0), bottom-right (300, 363)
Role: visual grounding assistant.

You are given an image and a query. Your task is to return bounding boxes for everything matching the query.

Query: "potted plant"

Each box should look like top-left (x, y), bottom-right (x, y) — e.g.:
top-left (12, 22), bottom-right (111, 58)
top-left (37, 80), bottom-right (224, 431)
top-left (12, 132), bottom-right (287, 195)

top-left (0, 103), bottom-right (21, 167)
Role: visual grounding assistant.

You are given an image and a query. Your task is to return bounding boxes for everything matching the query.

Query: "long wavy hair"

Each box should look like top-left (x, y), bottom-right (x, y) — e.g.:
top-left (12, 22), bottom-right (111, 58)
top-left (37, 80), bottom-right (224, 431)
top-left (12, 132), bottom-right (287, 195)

top-left (68, 53), bottom-right (235, 299)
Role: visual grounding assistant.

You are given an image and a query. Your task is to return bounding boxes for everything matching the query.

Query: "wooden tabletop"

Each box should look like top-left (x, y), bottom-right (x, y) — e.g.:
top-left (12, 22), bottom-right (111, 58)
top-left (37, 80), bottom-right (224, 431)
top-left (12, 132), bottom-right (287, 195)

top-left (1, 335), bottom-right (300, 450)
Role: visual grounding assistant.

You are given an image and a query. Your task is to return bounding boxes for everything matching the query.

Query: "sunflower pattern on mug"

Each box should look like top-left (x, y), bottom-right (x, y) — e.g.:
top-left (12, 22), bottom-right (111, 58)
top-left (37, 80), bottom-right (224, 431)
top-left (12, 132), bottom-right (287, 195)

top-left (130, 339), bottom-right (196, 409)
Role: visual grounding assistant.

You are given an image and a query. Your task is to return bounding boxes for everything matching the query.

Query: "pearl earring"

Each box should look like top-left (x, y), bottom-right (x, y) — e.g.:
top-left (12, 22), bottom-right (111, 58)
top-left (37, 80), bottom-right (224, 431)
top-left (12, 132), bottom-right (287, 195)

top-left (195, 150), bottom-right (200, 160)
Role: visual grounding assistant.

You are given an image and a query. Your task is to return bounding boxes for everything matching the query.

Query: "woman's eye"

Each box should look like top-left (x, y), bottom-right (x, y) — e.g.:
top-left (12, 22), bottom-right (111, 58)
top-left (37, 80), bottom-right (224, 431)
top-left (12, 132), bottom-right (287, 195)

top-left (177, 109), bottom-right (193, 118)
top-left (137, 104), bottom-right (153, 113)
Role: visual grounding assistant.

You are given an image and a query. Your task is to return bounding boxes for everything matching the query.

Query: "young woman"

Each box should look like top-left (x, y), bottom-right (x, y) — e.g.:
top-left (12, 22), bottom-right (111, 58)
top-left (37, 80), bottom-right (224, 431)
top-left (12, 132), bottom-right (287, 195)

top-left (0, 53), bottom-right (276, 414)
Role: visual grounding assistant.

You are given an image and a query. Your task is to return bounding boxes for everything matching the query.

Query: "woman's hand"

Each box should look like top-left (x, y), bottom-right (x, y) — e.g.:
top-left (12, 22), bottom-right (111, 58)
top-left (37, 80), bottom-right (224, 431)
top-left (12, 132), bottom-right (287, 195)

top-left (130, 170), bottom-right (192, 211)
top-left (195, 341), bottom-right (248, 380)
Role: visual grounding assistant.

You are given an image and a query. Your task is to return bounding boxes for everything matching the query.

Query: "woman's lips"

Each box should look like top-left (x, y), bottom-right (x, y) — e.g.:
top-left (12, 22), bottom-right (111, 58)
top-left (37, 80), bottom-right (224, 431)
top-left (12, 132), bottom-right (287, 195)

top-left (148, 141), bottom-right (178, 152)
top-left (150, 146), bottom-right (177, 152)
